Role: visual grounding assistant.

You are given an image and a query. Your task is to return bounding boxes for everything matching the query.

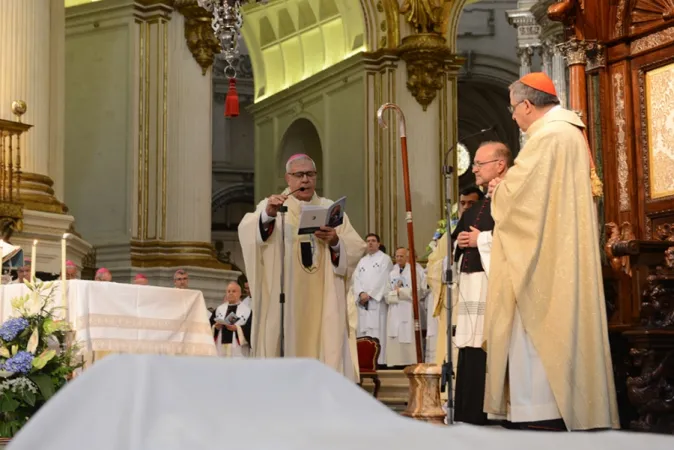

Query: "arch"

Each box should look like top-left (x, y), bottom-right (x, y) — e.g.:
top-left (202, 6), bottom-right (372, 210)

top-left (276, 118), bottom-right (324, 193)
top-left (241, 0), bottom-right (370, 102)
top-left (211, 183), bottom-right (255, 213)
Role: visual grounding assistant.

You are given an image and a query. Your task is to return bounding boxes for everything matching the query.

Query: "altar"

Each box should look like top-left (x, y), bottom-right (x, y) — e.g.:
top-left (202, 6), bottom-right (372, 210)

top-left (0, 280), bottom-right (217, 361)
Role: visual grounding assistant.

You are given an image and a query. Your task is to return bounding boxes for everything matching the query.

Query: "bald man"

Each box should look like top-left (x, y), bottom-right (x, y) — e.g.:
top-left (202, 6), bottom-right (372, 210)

top-left (209, 281), bottom-right (252, 358)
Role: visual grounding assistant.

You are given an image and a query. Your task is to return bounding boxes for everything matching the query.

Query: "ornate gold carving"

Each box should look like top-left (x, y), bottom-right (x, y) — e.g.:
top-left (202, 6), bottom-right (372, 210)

top-left (130, 239), bottom-right (233, 270)
top-left (639, 62), bottom-right (674, 202)
top-left (632, 26), bottom-right (674, 54)
top-left (612, 71), bottom-right (630, 212)
top-left (174, 0), bottom-right (220, 75)
top-left (585, 41), bottom-right (606, 72)
top-left (605, 221), bottom-right (636, 276)
top-left (613, 0), bottom-right (627, 38)
top-left (381, 0), bottom-right (401, 49)
top-left (399, 0), bottom-right (451, 35)
top-left (397, 33), bottom-right (455, 111)
top-left (561, 38), bottom-right (587, 66)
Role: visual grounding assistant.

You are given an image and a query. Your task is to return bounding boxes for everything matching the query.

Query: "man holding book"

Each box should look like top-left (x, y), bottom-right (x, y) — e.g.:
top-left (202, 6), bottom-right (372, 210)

top-left (210, 281), bottom-right (252, 358)
top-left (238, 154), bottom-right (366, 381)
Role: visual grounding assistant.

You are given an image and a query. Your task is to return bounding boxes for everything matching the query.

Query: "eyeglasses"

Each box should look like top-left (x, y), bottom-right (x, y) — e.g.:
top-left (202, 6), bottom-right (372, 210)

top-left (288, 171), bottom-right (317, 179)
top-left (472, 159), bottom-right (502, 169)
top-left (508, 100), bottom-right (525, 114)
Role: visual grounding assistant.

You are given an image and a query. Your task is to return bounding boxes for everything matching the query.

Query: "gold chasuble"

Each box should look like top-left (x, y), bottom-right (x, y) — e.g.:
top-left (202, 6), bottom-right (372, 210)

top-left (238, 192), bottom-right (365, 381)
top-left (483, 108), bottom-right (620, 430)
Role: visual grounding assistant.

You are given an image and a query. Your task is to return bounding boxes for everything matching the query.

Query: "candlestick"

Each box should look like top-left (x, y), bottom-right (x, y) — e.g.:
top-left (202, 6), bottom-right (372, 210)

top-left (30, 240), bottom-right (37, 281)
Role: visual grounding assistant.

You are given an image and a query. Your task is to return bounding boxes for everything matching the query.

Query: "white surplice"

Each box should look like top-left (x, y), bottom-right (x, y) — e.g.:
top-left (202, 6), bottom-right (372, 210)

top-left (385, 263), bottom-right (426, 366)
top-left (353, 250), bottom-right (393, 365)
top-left (455, 231), bottom-right (492, 349)
top-left (213, 301), bottom-right (252, 358)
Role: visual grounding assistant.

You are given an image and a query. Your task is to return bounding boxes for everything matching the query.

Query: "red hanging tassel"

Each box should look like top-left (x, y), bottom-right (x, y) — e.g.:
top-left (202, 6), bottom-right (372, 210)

top-left (224, 78), bottom-right (239, 118)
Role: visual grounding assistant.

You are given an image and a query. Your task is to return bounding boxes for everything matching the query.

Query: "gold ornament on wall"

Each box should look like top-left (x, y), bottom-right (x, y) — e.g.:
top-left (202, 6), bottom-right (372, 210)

top-left (175, 1), bottom-right (221, 75)
top-left (397, 1), bottom-right (456, 110)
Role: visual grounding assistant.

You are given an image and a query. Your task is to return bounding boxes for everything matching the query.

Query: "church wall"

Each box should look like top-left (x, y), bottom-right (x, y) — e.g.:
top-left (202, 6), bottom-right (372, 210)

top-left (251, 56), bottom-right (368, 236)
top-left (65, 18), bottom-right (133, 246)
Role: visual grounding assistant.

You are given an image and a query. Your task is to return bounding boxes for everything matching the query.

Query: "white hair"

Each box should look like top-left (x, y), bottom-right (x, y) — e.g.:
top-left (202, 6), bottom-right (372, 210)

top-left (285, 155), bottom-right (316, 173)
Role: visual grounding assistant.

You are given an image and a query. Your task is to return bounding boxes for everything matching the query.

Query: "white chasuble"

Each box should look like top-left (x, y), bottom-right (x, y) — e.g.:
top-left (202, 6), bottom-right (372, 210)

top-left (384, 263), bottom-right (425, 366)
top-left (352, 250), bottom-right (393, 364)
top-left (238, 191), bottom-right (366, 382)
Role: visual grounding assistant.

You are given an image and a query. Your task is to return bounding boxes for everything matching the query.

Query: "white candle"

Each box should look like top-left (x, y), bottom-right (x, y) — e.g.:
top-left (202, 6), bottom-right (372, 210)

top-left (30, 240), bottom-right (37, 281)
top-left (61, 233), bottom-right (70, 318)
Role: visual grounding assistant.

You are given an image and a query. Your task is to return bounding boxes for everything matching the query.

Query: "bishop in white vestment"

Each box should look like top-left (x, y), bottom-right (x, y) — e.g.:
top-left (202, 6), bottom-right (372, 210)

top-left (353, 233), bottom-right (393, 365)
top-left (238, 154), bottom-right (366, 381)
top-left (385, 248), bottom-right (426, 367)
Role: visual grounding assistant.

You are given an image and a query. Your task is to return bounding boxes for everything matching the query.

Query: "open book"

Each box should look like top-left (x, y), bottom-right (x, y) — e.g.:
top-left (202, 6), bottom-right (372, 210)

top-left (215, 311), bottom-right (240, 326)
top-left (298, 196), bottom-right (346, 235)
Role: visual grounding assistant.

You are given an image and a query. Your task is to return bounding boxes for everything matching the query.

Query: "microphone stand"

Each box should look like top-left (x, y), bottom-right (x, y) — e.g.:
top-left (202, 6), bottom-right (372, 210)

top-left (440, 125), bottom-right (495, 425)
top-left (441, 146), bottom-right (455, 426)
top-left (278, 205), bottom-right (288, 357)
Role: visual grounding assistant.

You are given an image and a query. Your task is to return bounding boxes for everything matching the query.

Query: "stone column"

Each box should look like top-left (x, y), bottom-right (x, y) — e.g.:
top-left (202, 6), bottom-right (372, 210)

top-left (64, 0), bottom-right (235, 304)
top-left (0, 0), bottom-right (91, 274)
top-left (517, 46), bottom-right (534, 76)
top-left (0, 0), bottom-right (66, 214)
top-left (551, 38), bottom-right (568, 108)
top-left (540, 42), bottom-right (553, 76)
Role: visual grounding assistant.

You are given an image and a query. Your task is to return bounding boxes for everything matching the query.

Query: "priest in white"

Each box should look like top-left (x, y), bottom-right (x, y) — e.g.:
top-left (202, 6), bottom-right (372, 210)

top-left (385, 247), bottom-right (426, 367)
top-left (353, 233), bottom-right (393, 365)
top-left (210, 282), bottom-right (252, 358)
top-left (238, 154), bottom-right (366, 381)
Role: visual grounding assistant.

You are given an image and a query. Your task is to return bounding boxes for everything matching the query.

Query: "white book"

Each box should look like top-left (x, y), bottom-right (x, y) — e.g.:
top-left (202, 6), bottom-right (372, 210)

top-left (297, 196), bottom-right (346, 235)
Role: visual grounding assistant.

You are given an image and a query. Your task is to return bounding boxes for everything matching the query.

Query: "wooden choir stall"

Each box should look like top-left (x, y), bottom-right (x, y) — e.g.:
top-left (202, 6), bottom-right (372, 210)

top-left (548, 0), bottom-right (674, 434)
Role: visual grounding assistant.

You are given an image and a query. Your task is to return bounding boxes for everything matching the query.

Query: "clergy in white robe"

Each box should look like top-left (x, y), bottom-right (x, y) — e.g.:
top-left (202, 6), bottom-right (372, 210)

top-left (238, 154), bottom-right (366, 381)
top-left (353, 233), bottom-right (393, 365)
top-left (384, 248), bottom-right (426, 367)
top-left (209, 282), bottom-right (253, 358)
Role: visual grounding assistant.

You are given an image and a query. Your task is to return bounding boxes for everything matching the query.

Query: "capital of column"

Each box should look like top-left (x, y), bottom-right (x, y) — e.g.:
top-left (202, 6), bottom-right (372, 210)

top-left (517, 46), bottom-right (535, 68)
top-left (585, 41), bottom-right (606, 72)
top-left (506, 9), bottom-right (542, 48)
top-left (561, 38), bottom-right (587, 66)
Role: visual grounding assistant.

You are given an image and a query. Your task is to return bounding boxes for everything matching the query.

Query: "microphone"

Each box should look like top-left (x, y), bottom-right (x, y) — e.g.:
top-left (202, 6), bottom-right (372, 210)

top-left (444, 125), bottom-right (496, 167)
top-left (288, 187), bottom-right (306, 196)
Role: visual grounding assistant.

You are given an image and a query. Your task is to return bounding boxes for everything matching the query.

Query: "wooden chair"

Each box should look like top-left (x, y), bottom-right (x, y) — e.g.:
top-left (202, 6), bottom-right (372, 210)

top-left (357, 336), bottom-right (381, 398)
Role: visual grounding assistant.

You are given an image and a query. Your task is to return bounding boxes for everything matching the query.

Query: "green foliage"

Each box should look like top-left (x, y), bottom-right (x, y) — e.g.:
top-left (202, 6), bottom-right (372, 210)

top-left (0, 280), bottom-right (83, 438)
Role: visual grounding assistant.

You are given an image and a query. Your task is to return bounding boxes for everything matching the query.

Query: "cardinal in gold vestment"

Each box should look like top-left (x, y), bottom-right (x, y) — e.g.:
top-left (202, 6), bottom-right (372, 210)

top-left (483, 73), bottom-right (620, 430)
top-left (238, 154), bottom-right (365, 381)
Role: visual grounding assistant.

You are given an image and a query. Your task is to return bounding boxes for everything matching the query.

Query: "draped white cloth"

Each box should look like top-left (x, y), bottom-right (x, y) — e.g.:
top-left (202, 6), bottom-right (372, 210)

top-left (0, 280), bottom-right (216, 357)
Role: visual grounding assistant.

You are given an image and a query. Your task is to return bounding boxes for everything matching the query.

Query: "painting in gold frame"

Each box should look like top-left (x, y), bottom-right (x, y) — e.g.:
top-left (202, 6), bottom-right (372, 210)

top-left (645, 62), bottom-right (674, 200)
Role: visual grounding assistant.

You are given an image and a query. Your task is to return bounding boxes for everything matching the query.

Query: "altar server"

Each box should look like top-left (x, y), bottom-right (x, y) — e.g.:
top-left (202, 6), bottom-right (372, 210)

top-left (385, 247), bottom-right (425, 367)
top-left (353, 233), bottom-right (393, 365)
top-left (210, 281), bottom-right (252, 358)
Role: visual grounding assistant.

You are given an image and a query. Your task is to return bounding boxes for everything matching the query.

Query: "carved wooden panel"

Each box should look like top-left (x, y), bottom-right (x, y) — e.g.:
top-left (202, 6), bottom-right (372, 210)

top-left (630, 0), bottom-right (674, 36)
top-left (631, 48), bottom-right (674, 239)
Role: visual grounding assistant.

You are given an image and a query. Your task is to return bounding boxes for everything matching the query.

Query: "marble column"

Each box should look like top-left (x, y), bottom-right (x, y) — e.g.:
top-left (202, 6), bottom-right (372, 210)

top-left (540, 42), bottom-right (553, 77)
top-left (0, 0), bottom-right (91, 274)
top-left (551, 38), bottom-right (568, 108)
top-left (517, 46), bottom-right (534, 77)
top-left (0, 0), bottom-right (66, 214)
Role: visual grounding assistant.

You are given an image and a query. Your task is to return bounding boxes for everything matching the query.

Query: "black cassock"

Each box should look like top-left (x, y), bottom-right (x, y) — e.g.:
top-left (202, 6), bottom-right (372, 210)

top-left (451, 197), bottom-right (495, 425)
top-left (209, 304), bottom-right (252, 346)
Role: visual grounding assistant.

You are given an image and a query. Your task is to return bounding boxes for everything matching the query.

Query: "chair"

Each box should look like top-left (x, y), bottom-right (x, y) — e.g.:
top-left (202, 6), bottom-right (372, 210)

top-left (356, 336), bottom-right (381, 398)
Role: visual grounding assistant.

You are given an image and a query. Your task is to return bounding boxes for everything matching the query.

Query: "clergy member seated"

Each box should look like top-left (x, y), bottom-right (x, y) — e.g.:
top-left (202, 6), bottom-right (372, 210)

top-left (94, 268), bottom-right (112, 282)
top-left (133, 274), bottom-right (149, 285)
top-left (353, 233), bottom-right (393, 367)
top-left (384, 247), bottom-right (426, 367)
top-left (238, 154), bottom-right (366, 381)
top-left (12, 259), bottom-right (42, 284)
top-left (173, 269), bottom-right (188, 289)
top-left (209, 281), bottom-right (252, 358)
top-left (65, 260), bottom-right (80, 280)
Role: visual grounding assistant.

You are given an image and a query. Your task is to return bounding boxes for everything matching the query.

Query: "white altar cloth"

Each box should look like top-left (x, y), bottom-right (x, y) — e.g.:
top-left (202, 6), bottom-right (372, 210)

top-left (0, 280), bottom-right (216, 357)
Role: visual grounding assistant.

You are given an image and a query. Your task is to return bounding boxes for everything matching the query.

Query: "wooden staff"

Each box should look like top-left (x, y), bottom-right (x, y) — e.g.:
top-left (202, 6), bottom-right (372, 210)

top-left (377, 103), bottom-right (423, 364)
